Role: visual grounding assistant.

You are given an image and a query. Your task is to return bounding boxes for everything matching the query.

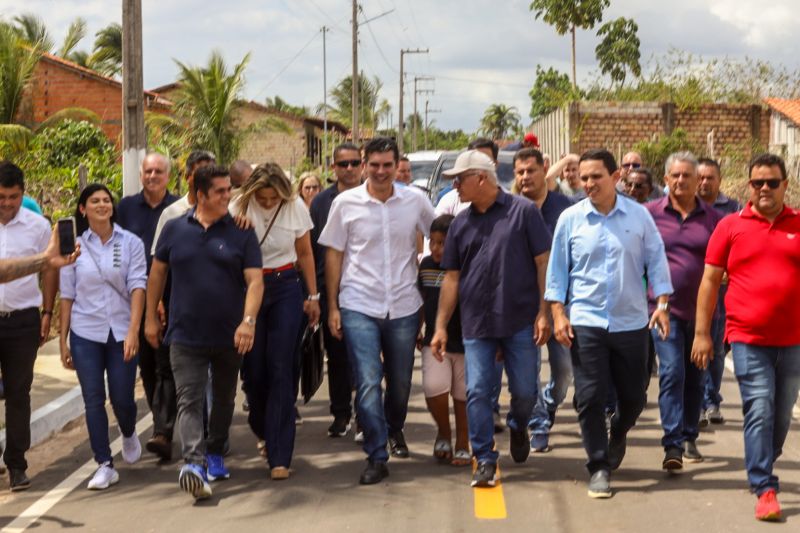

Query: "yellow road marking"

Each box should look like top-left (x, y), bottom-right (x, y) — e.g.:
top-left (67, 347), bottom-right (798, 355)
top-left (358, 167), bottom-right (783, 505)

top-left (472, 462), bottom-right (507, 519)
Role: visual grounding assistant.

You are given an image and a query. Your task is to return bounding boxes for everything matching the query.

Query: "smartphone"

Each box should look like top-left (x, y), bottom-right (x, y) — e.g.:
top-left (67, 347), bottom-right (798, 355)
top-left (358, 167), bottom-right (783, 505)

top-left (57, 217), bottom-right (77, 255)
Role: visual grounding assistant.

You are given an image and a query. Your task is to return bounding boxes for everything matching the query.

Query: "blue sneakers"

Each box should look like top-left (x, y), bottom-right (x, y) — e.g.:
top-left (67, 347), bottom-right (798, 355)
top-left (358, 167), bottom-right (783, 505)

top-left (179, 463), bottom-right (212, 499)
top-left (206, 454), bottom-right (230, 481)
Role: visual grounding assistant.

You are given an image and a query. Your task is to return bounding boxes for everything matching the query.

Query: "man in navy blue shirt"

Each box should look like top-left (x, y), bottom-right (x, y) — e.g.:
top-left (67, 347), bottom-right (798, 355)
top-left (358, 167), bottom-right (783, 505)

top-left (145, 165), bottom-right (263, 500)
top-left (512, 148), bottom-right (574, 454)
top-left (432, 150), bottom-right (552, 488)
top-left (309, 142), bottom-right (363, 438)
top-left (117, 152), bottom-right (179, 460)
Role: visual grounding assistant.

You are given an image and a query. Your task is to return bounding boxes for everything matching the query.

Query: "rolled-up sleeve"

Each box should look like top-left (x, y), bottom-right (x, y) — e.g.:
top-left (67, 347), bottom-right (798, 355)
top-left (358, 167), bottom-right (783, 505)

top-left (126, 235), bottom-right (148, 293)
top-left (544, 215), bottom-right (570, 303)
top-left (318, 198), bottom-right (347, 252)
top-left (642, 211), bottom-right (673, 297)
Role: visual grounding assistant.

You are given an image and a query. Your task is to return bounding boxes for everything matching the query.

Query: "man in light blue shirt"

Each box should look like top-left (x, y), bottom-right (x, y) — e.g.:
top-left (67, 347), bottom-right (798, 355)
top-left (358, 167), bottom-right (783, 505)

top-left (545, 148), bottom-right (673, 499)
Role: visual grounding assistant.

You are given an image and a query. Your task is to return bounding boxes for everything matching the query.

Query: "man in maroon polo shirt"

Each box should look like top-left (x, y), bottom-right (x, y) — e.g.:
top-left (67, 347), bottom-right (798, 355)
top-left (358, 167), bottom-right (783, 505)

top-left (647, 152), bottom-right (724, 471)
top-left (692, 153), bottom-right (800, 522)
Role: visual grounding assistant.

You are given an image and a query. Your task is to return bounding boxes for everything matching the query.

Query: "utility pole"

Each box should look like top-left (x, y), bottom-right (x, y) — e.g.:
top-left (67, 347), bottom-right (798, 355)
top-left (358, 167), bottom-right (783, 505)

top-left (322, 26), bottom-right (329, 169)
top-left (398, 48), bottom-right (428, 154)
top-left (424, 100), bottom-right (440, 150)
top-left (122, 0), bottom-right (145, 197)
top-left (412, 76), bottom-right (433, 152)
top-left (351, 0), bottom-right (359, 143)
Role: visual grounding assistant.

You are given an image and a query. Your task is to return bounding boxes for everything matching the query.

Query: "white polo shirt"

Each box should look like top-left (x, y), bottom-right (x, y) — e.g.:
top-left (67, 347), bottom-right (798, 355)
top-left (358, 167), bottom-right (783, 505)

top-left (151, 194), bottom-right (192, 255)
top-left (319, 182), bottom-right (436, 319)
top-left (0, 207), bottom-right (51, 311)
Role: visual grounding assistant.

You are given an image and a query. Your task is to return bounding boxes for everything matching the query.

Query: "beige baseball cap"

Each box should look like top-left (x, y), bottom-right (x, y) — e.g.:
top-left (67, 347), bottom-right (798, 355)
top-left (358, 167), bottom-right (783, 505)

top-left (442, 150), bottom-right (496, 176)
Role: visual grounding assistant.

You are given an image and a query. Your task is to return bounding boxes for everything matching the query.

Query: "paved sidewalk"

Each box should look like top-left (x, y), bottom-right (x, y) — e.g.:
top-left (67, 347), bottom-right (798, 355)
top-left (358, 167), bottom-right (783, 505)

top-left (0, 337), bottom-right (83, 455)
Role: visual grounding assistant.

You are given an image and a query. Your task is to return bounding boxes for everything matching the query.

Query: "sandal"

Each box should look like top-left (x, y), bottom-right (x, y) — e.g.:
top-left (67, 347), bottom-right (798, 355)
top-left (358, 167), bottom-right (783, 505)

top-left (451, 449), bottom-right (471, 467)
top-left (433, 437), bottom-right (452, 461)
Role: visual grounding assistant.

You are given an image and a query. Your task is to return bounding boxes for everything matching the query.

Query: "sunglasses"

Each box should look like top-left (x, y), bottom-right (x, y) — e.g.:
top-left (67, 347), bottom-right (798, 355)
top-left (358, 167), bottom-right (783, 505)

top-left (749, 178), bottom-right (783, 190)
top-left (335, 159), bottom-right (362, 168)
top-left (626, 182), bottom-right (648, 190)
top-left (622, 163), bottom-right (642, 169)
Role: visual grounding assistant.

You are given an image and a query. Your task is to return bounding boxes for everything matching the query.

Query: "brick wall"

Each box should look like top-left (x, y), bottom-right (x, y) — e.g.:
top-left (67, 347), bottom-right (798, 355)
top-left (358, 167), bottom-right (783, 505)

top-left (565, 101), bottom-right (770, 160)
top-left (235, 104), bottom-right (307, 170)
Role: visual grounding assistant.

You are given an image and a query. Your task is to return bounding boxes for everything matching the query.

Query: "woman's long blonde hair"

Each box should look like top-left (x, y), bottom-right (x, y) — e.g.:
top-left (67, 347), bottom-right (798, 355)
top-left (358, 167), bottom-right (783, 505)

top-left (234, 162), bottom-right (294, 215)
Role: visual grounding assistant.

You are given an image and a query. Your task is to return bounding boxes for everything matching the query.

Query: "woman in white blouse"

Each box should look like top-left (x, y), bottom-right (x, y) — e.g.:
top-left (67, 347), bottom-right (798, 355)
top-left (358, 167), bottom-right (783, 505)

top-left (231, 163), bottom-right (319, 480)
top-left (59, 184), bottom-right (147, 490)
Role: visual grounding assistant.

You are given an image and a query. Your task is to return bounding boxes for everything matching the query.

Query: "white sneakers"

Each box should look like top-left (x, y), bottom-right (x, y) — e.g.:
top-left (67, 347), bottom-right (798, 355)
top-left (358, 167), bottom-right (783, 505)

top-left (87, 463), bottom-right (119, 490)
top-left (121, 432), bottom-right (142, 464)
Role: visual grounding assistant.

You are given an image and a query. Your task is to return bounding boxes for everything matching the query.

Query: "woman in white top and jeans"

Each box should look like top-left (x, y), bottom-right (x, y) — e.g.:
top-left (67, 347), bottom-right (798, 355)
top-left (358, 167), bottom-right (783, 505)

top-left (59, 184), bottom-right (147, 490)
top-left (231, 163), bottom-right (319, 480)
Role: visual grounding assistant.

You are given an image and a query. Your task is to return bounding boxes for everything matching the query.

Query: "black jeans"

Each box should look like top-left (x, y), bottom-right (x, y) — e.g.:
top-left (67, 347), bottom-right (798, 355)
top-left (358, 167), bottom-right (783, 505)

top-left (138, 318), bottom-right (177, 440)
top-left (571, 326), bottom-right (650, 474)
top-left (0, 308), bottom-right (40, 470)
top-left (321, 295), bottom-right (353, 421)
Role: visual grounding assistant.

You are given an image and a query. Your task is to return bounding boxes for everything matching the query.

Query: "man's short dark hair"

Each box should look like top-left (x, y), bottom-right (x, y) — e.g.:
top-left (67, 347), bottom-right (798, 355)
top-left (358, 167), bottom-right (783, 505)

top-left (468, 138), bottom-right (499, 161)
top-left (363, 137), bottom-right (399, 163)
top-left (333, 142), bottom-right (361, 162)
top-left (697, 157), bottom-right (721, 174)
top-left (400, 156), bottom-right (410, 163)
top-left (513, 148), bottom-right (545, 167)
top-left (0, 161), bottom-right (24, 191)
top-left (749, 153), bottom-right (787, 180)
top-left (193, 164), bottom-right (229, 196)
top-left (628, 167), bottom-right (654, 189)
top-left (430, 214), bottom-right (454, 235)
top-left (186, 150), bottom-right (216, 177)
top-left (580, 149), bottom-right (618, 175)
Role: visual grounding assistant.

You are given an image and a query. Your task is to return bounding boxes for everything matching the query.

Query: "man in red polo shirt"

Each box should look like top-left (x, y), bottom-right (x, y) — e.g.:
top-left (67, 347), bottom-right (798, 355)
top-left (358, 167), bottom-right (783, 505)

top-left (692, 153), bottom-right (800, 522)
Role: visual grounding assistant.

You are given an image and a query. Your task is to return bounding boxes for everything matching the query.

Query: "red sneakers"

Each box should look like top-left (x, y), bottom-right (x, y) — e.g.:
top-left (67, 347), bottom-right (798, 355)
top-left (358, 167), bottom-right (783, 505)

top-left (755, 489), bottom-right (782, 522)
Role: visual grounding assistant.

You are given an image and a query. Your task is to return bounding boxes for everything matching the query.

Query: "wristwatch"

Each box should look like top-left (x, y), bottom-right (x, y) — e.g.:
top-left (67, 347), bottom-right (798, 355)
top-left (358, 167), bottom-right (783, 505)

top-left (657, 302), bottom-right (670, 312)
top-left (307, 293), bottom-right (321, 301)
top-left (244, 315), bottom-right (256, 327)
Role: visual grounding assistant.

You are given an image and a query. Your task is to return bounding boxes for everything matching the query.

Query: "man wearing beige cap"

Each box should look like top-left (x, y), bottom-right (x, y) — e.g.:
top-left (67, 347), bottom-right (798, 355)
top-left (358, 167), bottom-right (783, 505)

top-left (431, 150), bottom-right (552, 487)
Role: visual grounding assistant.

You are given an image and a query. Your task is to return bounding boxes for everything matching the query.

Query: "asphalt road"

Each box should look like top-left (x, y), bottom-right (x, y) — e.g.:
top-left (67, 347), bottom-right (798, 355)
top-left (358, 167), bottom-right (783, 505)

top-left (1, 354), bottom-right (799, 532)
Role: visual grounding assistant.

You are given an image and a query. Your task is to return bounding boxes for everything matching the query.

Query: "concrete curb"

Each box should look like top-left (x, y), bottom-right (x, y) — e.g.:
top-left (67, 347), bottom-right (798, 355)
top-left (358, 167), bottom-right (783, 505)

top-left (0, 385), bottom-right (85, 452)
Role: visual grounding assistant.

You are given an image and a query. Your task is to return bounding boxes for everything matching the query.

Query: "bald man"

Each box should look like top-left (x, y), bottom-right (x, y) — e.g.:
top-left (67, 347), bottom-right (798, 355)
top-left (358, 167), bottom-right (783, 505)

top-left (229, 160), bottom-right (253, 189)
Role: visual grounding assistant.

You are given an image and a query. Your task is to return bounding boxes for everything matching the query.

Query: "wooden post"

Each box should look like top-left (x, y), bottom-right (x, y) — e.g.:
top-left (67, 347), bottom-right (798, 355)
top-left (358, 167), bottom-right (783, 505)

top-left (122, 0), bottom-right (146, 198)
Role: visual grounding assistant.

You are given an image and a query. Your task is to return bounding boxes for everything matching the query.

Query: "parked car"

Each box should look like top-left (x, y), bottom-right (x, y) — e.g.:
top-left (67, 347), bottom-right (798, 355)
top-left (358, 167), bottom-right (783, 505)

top-left (407, 151), bottom-right (442, 193)
top-left (426, 150), bottom-right (515, 205)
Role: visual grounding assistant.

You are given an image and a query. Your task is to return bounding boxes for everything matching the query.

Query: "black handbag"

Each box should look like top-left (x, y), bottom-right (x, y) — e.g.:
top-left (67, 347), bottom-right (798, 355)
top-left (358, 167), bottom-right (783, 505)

top-left (300, 323), bottom-right (324, 404)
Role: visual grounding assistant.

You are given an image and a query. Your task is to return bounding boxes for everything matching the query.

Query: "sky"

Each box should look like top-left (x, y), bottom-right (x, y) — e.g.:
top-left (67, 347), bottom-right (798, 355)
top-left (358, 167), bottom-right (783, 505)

top-left (2, 0), bottom-right (799, 134)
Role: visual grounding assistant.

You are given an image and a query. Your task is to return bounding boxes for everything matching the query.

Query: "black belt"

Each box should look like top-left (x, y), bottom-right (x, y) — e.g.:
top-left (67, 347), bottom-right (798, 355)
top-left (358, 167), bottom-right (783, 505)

top-left (0, 307), bottom-right (38, 319)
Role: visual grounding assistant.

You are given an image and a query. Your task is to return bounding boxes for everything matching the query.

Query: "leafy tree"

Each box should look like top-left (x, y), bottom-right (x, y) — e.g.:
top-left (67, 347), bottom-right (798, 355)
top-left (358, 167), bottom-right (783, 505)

top-left (595, 17), bottom-right (641, 88)
top-left (529, 65), bottom-right (581, 120)
top-left (173, 51), bottom-right (250, 165)
top-left (530, 0), bottom-right (610, 88)
top-left (265, 95), bottom-right (308, 117)
top-left (11, 13), bottom-right (53, 51)
top-left (56, 18), bottom-right (87, 58)
top-left (318, 72), bottom-right (383, 132)
top-left (90, 23), bottom-right (122, 78)
top-left (0, 22), bottom-right (43, 124)
top-left (479, 104), bottom-right (521, 140)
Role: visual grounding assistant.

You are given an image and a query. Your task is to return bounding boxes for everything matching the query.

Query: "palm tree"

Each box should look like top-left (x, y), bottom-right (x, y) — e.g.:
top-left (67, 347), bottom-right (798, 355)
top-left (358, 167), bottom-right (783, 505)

top-left (265, 95), bottom-right (308, 117)
top-left (56, 18), bottom-right (87, 58)
top-left (0, 23), bottom-right (43, 124)
top-left (318, 72), bottom-right (382, 132)
top-left (11, 13), bottom-right (53, 52)
top-left (479, 104), bottom-right (521, 140)
top-left (173, 50), bottom-right (250, 165)
top-left (89, 23), bottom-right (122, 77)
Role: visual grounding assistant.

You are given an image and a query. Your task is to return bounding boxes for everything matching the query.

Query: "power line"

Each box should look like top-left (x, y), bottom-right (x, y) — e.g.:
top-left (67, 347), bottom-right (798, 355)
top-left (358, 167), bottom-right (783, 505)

top-left (254, 31), bottom-right (320, 98)
top-left (304, 0), bottom-right (347, 32)
top-left (361, 10), bottom-right (398, 73)
top-left (407, 72), bottom-right (531, 89)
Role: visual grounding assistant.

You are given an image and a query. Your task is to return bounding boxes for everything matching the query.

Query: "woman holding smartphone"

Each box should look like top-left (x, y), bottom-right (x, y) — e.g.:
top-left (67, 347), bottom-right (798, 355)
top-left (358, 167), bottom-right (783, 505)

top-left (59, 183), bottom-right (147, 490)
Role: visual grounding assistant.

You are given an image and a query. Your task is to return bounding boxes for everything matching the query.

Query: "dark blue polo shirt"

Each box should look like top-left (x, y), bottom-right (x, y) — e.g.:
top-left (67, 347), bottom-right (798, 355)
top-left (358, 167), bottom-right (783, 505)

top-left (540, 190), bottom-right (573, 235)
top-left (117, 191), bottom-right (178, 270)
top-left (441, 189), bottom-right (552, 339)
top-left (155, 210), bottom-right (262, 349)
top-left (310, 183), bottom-right (340, 298)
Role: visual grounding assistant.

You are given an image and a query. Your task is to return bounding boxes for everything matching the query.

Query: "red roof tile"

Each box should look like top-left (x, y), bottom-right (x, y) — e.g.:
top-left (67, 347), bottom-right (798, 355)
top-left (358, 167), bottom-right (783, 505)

top-left (764, 98), bottom-right (800, 126)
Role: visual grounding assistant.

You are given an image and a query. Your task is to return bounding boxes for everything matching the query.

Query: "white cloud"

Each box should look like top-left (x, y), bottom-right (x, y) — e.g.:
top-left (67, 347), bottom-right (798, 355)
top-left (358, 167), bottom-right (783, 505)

top-left (708, 0), bottom-right (799, 47)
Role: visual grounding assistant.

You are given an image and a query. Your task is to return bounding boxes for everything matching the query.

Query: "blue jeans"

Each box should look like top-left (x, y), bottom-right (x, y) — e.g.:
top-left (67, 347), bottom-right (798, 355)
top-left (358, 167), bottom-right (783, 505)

top-left (529, 337), bottom-right (572, 435)
top-left (70, 331), bottom-right (138, 465)
top-left (340, 309), bottom-right (418, 463)
top-left (731, 343), bottom-right (800, 495)
top-left (464, 325), bottom-right (539, 464)
top-left (652, 318), bottom-right (705, 449)
top-left (703, 286), bottom-right (728, 410)
top-left (242, 270), bottom-right (304, 468)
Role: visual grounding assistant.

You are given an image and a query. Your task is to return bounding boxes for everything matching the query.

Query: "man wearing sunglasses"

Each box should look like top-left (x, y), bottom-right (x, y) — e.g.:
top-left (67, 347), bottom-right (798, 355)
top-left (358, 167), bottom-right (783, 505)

top-left (623, 168), bottom-right (654, 204)
top-left (692, 153), bottom-right (800, 522)
top-left (309, 142), bottom-right (363, 440)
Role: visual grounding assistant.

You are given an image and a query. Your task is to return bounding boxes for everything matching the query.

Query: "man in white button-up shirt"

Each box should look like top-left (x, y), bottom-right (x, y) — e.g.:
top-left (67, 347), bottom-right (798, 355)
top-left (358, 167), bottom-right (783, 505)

top-left (319, 137), bottom-right (435, 485)
top-left (0, 161), bottom-right (57, 491)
